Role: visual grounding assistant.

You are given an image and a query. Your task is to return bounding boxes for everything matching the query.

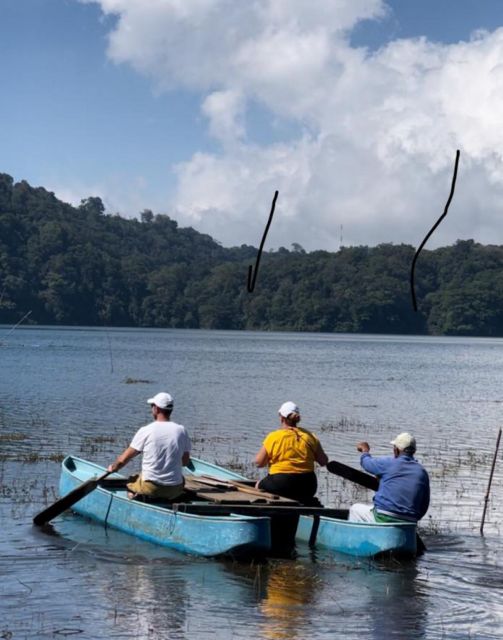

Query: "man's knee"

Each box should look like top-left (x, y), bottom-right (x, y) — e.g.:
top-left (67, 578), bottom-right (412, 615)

top-left (349, 503), bottom-right (375, 522)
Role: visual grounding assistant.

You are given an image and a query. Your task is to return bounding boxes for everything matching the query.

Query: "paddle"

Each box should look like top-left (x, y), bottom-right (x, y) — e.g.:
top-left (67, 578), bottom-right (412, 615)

top-left (326, 460), bottom-right (379, 491)
top-left (326, 459), bottom-right (427, 555)
top-left (33, 470), bottom-right (112, 526)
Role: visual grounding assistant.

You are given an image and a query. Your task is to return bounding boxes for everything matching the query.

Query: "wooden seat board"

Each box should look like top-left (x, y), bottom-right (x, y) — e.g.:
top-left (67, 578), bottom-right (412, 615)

top-left (184, 477), bottom-right (299, 505)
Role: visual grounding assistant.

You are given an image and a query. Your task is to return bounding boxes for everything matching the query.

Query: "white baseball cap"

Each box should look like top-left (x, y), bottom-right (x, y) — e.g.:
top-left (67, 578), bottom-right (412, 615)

top-left (390, 432), bottom-right (416, 451)
top-left (279, 401), bottom-right (300, 418)
top-left (147, 392), bottom-right (174, 409)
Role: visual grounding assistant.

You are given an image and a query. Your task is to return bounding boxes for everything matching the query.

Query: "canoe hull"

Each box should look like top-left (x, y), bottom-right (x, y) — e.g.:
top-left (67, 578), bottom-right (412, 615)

top-left (296, 515), bottom-right (417, 557)
top-left (59, 456), bottom-right (271, 557)
top-left (188, 459), bottom-right (417, 557)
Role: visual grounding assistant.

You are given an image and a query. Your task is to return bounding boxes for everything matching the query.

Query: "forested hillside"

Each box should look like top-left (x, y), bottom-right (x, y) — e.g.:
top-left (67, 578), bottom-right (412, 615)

top-left (2, 172), bottom-right (503, 336)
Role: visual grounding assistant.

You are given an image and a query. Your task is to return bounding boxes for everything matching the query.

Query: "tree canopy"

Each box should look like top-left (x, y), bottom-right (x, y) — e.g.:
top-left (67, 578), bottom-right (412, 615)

top-left (1, 173), bottom-right (503, 336)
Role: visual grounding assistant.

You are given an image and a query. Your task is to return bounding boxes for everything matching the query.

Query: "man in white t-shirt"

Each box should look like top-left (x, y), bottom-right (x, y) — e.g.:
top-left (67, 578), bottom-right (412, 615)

top-left (108, 392), bottom-right (191, 500)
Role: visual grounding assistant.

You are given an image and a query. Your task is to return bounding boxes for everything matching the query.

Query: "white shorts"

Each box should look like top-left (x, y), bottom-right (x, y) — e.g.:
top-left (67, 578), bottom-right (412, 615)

top-left (348, 503), bottom-right (376, 522)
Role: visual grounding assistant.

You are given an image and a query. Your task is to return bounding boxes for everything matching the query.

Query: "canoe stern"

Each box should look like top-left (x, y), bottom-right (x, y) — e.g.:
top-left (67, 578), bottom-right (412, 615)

top-left (297, 515), bottom-right (417, 557)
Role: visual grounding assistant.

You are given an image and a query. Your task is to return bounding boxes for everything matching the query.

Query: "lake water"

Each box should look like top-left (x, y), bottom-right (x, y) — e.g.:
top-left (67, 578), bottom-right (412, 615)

top-left (1, 327), bottom-right (502, 639)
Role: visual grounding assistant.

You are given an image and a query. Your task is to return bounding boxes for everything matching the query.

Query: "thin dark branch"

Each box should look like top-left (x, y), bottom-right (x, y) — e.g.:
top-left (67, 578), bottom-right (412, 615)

top-left (480, 427), bottom-right (502, 536)
top-left (247, 190), bottom-right (279, 293)
top-left (410, 150), bottom-right (460, 311)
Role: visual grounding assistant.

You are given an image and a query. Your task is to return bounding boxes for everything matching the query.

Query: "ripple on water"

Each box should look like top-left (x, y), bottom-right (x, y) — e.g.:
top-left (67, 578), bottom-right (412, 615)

top-left (413, 536), bottom-right (503, 639)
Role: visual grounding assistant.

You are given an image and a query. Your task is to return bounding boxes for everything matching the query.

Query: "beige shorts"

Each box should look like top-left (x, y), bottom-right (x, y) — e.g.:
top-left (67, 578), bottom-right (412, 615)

top-left (126, 474), bottom-right (185, 500)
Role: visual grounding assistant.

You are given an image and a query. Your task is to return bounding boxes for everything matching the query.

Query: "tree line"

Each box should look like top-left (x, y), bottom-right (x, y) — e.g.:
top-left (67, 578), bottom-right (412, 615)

top-left (1, 172), bottom-right (503, 336)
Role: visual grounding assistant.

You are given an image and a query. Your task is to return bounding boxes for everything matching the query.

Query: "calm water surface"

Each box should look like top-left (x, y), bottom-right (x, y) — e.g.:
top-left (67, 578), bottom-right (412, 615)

top-left (1, 327), bottom-right (502, 638)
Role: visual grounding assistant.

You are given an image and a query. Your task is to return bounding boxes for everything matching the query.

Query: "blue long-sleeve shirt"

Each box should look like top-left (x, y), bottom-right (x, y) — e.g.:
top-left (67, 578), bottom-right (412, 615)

top-left (360, 453), bottom-right (430, 521)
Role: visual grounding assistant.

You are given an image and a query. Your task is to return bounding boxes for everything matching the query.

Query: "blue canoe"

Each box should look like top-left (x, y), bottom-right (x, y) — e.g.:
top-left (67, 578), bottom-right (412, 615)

top-left (60, 456), bottom-right (417, 558)
top-left (59, 456), bottom-right (270, 557)
top-left (187, 458), bottom-right (418, 558)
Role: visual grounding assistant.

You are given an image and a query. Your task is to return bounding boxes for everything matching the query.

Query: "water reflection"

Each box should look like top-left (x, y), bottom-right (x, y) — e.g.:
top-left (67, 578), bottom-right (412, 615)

top-left (29, 516), bottom-right (265, 638)
top-left (365, 561), bottom-right (427, 640)
top-left (252, 552), bottom-right (429, 640)
top-left (24, 516), bottom-right (192, 638)
top-left (258, 561), bottom-right (320, 640)
top-left (4, 508), bottom-right (503, 639)
top-left (99, 563), bottom-right (189, 639)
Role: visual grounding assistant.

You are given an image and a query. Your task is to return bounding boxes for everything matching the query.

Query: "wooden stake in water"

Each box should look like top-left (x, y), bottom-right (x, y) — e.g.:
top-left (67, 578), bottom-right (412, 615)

top-left (105, 328), bottom-right (114, 374)
top-left (480, 427), bottom-right (502, 536)
top-left (1, 310), bottom-right (32, 342)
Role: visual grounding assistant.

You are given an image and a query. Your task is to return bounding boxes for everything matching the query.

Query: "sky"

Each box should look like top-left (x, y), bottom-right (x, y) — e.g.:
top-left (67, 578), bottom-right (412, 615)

top-left (2, 0), bottom-right (503, 251)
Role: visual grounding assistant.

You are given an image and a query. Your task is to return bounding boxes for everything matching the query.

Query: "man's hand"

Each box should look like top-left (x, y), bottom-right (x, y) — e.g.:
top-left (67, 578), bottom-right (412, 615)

top-left (356, 441), bottom-right (370, 453)
top-left (107, 447), bottom-right (139, 474)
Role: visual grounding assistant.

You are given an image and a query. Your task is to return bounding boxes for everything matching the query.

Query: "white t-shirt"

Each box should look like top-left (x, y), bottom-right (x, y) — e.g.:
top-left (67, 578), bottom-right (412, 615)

top-left (130, 419), bottom-right (191, 485)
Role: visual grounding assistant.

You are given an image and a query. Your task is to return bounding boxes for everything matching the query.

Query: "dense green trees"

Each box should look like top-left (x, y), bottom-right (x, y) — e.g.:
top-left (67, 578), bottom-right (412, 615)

top-left (1, 172), bottom-right (503, 336)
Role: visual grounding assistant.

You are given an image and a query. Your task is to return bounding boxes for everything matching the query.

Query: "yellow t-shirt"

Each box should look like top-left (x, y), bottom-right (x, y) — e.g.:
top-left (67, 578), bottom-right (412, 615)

top-left (263, 427), bottom-right (320, 474)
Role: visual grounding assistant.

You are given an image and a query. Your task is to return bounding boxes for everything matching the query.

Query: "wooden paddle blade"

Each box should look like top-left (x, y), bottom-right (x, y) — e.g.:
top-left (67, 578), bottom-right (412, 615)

top-left (326, 460), bottom-right (379, 491)
top-left (33, 471), bottom-right (111, 526)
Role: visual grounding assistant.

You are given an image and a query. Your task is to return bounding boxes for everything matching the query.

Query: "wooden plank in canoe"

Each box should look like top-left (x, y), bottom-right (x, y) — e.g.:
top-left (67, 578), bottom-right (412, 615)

top-left (190, 489), bottom-right (270, 504)
top-left (187, 475), bottom-right (299, 503)
top-left (184, 478), bottom-right (224, 492)
top-left (185, 478), bottom-right (298, 505)
top-left (184, 477), bottom-right (299, 505)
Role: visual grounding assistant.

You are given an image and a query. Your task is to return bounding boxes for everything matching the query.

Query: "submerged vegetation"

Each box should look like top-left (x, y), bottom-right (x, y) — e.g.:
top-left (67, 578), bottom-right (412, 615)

top-left (2, 173), bottom-right (503, 335)
top-left (0, 432), bottom-right (27, 441)
top-left (123, 377), bottom-right (153, 385)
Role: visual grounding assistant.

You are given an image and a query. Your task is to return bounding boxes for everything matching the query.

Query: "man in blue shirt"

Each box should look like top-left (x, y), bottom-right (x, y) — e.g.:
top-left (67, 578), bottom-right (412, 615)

top-left (349, 432), bottom-right (430, 523)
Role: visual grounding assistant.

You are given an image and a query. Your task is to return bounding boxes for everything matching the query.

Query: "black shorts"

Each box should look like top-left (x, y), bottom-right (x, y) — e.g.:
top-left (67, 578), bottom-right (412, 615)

top-left (258, 471), bottom-right (318, 504)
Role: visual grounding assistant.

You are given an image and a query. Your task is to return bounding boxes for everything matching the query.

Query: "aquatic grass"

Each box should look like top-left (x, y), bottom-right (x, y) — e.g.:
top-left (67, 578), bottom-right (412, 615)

top-left (26, 413), bottom-right (50, 429)
top-left (192, 435), bottom-right (231, 444)
top-left (425, 448), bottom-right (495, 478)
top-left (214, 455), bottom-right (257, 479)
top-left (79, 435), bottom-right (118, 457)
top-left (0, 452), bottom-right (65, 463)
top-left (123, 377), bottom-right (153, 384)
top-left (0, 432), bottom-right (27, 441)
top-left (0, 461), bottom-right (59, 519)
top-left (319, 415), bottom-right (392, 435)
top-left (1, 479), bottom-right (39, 503)
top-left (319, 416), bottom-right (370, 433)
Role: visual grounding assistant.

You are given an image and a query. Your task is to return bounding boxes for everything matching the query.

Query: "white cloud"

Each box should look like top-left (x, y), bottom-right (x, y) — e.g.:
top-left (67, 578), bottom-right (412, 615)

top-left (201, 89), bottom-right (245, 146)
top-left (82, 0), bottom-right (503, 249)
